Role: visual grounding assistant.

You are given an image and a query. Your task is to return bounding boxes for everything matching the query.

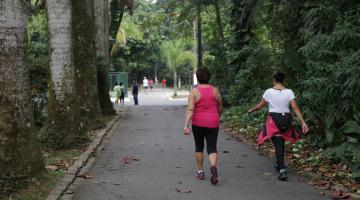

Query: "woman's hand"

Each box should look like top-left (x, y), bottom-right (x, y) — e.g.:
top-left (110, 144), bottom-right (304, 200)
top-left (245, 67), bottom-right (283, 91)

top-left (183, 126), bottom-right (190, 135)
top-left (301, 122), bottom-right (309, 134)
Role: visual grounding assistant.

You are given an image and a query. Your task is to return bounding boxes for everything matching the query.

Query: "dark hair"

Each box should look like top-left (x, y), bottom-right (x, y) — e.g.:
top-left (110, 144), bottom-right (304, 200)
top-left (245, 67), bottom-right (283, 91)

top-left (115, 82), bottom-right (119, 85)
top-left (273, 72), bottom-right (285, 83)
top-left (196, 67), bottom-right (211, 84)
top-left (119, 82), bottom-right (123, 86)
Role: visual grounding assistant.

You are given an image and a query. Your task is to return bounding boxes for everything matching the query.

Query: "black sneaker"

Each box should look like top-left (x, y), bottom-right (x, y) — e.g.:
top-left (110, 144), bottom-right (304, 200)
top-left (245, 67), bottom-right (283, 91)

top-left (210, 166), bottom-right (219, 185)
top-left (278, 169), bottom-right (287, 181)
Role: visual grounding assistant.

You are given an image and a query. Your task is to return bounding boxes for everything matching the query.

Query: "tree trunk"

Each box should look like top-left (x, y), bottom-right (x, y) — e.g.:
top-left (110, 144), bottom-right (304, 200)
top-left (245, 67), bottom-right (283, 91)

top-left (94, 0), bottom-right (116, 115)
top-left (196, 5), bottom-right (203, 69)
top-left (0, 0), bottom-right (44, 192)
top-left (42, 0), bottom-right (88, 148)
top-left (214, 0), bottom-right (224, 40)
top-left (192, 20), bottom-right (198, 86)
top-left (173, 70), bottom-right (178, 97)
top-left (72, 0), bottom-right (104, 129)
top-left (154, 63), bottom-right (158, 86)
top-left (110, 0), bottom-right (125, 41)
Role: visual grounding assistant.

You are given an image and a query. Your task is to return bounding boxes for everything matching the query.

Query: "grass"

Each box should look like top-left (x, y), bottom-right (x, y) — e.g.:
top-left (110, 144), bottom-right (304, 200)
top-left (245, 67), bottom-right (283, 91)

top-left (7, 171), bottom-right (63, 200)
top-left (6, 115), bottom-right (115, 200)
top-left (7, 149), bottom-right (83, 200)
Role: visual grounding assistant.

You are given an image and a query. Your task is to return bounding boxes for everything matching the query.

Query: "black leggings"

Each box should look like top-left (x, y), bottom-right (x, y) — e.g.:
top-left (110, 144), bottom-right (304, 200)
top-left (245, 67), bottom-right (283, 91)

top-left (192, 125), bottom-right (219, 154)
top-left (271, 136), bottom-right (285, 169)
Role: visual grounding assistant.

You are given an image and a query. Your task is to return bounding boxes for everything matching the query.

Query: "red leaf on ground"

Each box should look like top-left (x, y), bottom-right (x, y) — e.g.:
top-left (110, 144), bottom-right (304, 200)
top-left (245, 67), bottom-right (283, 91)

top-left (331, 190), bottom-right (350, 199)
top-left (122, 156), bottom-right (133, 164)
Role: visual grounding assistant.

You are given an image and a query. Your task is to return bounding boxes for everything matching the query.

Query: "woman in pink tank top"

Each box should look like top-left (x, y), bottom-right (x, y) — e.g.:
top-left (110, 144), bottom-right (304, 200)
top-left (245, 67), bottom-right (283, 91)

top-left (183, 67), bottom-right (223, 185)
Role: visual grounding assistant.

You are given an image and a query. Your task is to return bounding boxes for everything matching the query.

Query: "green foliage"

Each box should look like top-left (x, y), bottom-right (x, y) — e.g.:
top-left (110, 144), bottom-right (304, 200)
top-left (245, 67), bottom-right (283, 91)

top-left (26, 11), bottom-right (50, 128)
top-left (160, 39), bottom-right (194, 95)
top-left (222, 106), bottom-right (266, 129)
top-left (323, 114), bottom-right (360, 178)
top-left (160, 40), bottom-right (194, 71)
top-left (215, 0), bottom-right (360, 178)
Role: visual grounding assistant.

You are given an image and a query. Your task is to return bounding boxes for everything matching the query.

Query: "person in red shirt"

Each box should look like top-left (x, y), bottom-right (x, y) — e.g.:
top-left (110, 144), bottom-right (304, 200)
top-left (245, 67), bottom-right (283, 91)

top-left (183, 67), bottom-right (223, 185)
top-left (148, 79), bottom-right (154, 91)
top-left (161, 78), bottom-right (167, 89)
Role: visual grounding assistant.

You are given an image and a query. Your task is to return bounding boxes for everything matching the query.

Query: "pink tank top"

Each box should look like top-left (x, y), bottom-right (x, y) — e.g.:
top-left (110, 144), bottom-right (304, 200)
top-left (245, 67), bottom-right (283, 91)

top-left (192, 85), bottom-right (220, 128)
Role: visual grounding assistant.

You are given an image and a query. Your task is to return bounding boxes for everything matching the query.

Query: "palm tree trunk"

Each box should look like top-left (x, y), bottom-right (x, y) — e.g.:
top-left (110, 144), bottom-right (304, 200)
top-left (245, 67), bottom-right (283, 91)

top-left (173, 70), bottom-right (178, 97)
top-left (196, 5), bottom-right (203, 69)
top-left (0, 0), bottom-right (44, 188)
top-left (42, 0), bottom-right (88, 148)
top-left (214, 0), bottom-right (224, 40)
top-left (192, 20), bottom-right (198, 86)
top-left (95, 0), bottom-right (116, 115)
top-left (72, 0), bottom-right (104, 130)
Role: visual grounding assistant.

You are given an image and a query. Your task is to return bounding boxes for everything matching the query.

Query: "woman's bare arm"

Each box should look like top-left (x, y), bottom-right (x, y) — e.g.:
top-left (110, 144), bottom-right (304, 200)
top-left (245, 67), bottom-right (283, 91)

top-left (183, 89), bottom-right (196, 134)
top-left (290, 99), bottom-right (309, 133)
top-left (214, 88), bottom-right (223, 116)
top-left (248, 98), bottom-right (267, 113)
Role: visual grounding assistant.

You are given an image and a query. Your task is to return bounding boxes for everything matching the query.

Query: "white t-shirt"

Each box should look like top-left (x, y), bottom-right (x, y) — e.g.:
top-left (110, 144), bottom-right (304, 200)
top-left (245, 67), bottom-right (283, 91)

top-left (262, 88), bottom-right (295, 113)
top-left (143, 79), bottom-right (148, 87)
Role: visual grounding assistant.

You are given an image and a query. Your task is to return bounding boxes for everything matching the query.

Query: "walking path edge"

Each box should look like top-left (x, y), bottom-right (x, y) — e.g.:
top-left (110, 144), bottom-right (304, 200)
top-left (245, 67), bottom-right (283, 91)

top-left (45, 115), bottom-right (121, 200)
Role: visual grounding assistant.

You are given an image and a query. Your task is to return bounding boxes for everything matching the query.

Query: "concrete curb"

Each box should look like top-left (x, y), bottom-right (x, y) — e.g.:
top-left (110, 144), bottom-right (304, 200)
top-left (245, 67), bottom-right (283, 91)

top-left (165, 92), bottom-right (189, 101)
top-left (45, 115), bottom-right (120, 200)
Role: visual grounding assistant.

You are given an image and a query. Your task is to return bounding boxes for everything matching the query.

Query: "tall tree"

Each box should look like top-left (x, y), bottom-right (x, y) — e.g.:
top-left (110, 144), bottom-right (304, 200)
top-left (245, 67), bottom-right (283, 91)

top-left (160, 40), bottom-right (194, 96)
top-left (94, 0), bottom-right (116, 115)
top-left (0, 0), bottom-right (44, 194)
top-left (196, 5), bottom-right (203, 69)
top-left (42, 0), bottom-right (88, 148)
top-left (175, 0), bottom-right (216, 83)
top-left (72, 0), bottom-right (103, 129)
top-left (214, 0), bottom-right (224, 40)
top-left (110, 0), bottom-right (134, 41)
top-left (230, 0), bottom-right (259, 71)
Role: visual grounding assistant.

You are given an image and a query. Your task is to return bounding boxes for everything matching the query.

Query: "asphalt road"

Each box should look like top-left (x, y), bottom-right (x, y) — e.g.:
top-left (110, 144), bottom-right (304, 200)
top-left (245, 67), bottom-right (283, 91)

top-left (72, 90), bottom-right (328, 200)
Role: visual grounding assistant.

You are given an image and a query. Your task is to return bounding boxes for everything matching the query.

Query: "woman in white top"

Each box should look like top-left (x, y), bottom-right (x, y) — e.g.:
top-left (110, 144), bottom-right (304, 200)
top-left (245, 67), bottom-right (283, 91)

top-left (248, 72), bottom-right (309, 181)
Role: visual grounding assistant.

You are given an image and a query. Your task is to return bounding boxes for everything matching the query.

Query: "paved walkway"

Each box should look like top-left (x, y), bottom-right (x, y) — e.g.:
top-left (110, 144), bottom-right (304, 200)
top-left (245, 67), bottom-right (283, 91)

top-left (72, 104), bottom-right (328, 200)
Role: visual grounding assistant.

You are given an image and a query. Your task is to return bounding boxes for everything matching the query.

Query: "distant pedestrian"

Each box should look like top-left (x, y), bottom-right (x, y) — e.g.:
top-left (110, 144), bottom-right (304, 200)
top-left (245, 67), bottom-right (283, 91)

top-left (183, 67), bottom-right (223, 185)
top-left (248, 72), bottom-right (309, 181)
top-left (161, 78), bottom-right (167, 89)
top-left (132, 80), bottom-right (139, 105)
top-left (143, 77), bottom-right (149, 94)
top-left (119, 82), bottom-right (125, 105)
top-left (148, 79), bottom-right (154, 91)
top-left (113, 82), bottom-right (121, 105)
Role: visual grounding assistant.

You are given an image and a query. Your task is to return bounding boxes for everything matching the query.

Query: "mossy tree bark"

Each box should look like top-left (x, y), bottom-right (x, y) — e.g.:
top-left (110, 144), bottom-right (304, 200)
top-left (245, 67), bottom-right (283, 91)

top-left (42, 0), bottom-right (89, 148)
top-left (72, 0), bottom-right (104, 129)
top-left (214, 0), bottom-right (224, 40)
top-left (95, 0), bottom-right (116, 115)
top-left (0, 0), bottom-right (44, 194)
top-left (196, 5), bottom-right (203, 69)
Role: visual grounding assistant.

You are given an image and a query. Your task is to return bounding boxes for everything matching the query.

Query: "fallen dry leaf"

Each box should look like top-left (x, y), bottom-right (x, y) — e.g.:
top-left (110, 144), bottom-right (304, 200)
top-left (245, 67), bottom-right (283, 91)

top-left (331, 190), bottom-right (350, 199)
top-left (175, 187), bottom-right (191, 193)
top-left (77, 175), bottom-right (94, 179)
top-left (132, 157), bottom-right (140, 161)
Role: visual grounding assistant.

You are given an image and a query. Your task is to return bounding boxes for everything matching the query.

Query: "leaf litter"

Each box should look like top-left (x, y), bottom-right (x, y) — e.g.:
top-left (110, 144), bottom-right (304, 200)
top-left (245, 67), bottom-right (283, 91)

top-left (222, 121), bottom-right (358, 198)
